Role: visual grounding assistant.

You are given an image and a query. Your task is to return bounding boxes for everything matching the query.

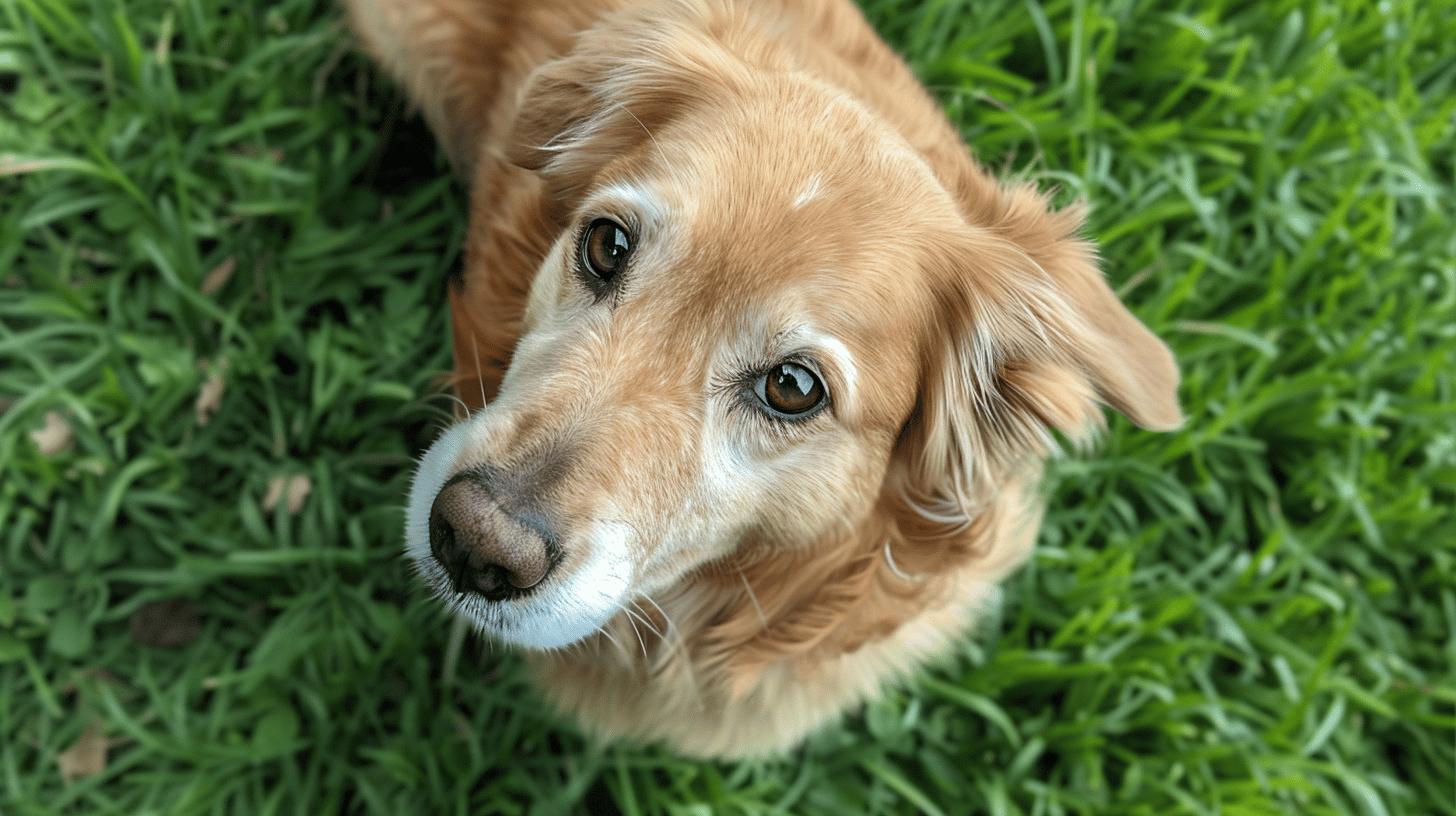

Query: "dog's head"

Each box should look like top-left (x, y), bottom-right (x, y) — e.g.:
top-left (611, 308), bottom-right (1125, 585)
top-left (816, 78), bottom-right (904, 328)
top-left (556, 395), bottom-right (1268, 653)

top-left (405, 8), bottom-right (1181, 648)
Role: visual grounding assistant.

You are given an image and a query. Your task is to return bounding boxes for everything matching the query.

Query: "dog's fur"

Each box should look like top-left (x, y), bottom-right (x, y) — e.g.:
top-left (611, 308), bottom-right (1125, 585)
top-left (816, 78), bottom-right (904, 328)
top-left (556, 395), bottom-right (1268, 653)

top-left (347, 0), bottom-right (1181, 758)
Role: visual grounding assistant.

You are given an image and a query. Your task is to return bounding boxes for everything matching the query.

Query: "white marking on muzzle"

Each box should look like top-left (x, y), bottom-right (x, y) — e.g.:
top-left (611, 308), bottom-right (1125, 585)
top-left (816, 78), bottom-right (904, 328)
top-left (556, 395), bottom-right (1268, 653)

top-left (405, 418), bottom-right (634, 649)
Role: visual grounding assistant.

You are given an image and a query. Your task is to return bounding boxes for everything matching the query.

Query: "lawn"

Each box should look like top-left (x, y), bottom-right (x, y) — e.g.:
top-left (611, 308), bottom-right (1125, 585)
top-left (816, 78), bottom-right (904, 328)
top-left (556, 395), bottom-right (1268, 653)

top-left (2, 0), bottom-right (1453, 812)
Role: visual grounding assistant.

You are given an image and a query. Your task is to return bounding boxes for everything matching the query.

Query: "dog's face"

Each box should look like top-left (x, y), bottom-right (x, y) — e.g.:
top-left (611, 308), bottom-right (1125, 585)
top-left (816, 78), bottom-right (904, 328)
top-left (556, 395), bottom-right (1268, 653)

top-left (406, 22), bottom-right (1181, 649)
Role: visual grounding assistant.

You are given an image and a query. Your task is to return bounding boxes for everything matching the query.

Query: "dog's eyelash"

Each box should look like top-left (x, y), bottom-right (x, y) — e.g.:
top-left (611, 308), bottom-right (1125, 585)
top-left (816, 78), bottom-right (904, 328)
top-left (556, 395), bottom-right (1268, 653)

top-left (713, 357), bottom-right (831, 433)
top-left (723, 395), bottom-right (814, 440)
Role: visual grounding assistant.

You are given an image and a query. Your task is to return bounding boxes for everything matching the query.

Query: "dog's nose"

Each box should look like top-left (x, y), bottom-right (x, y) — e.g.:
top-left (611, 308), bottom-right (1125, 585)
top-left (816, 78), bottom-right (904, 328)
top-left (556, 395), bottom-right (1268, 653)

top-left (428, 475), bottom-right (555, 600)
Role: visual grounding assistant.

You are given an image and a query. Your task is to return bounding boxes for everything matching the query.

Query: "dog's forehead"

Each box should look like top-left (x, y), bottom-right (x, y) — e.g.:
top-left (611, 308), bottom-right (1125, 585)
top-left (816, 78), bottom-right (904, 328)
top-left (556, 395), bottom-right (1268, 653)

top-left (587, 88), bottom-right (956, 401)
top-left (614, 77), bottom-right (957, 224)
top-left (692, 122), bottom-right (941, 230)
top-left (610, 147), bottom-right (936, 292)
top-left (604, 168), bottom-right (924, 337)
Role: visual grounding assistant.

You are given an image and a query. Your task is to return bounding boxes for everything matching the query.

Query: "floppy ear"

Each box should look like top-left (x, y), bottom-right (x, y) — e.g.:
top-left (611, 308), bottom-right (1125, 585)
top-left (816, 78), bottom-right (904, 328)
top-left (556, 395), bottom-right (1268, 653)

top-left (503, 8), bottom-right (745, 216)
top-left (501, 54), bottom-right (668, 220)
top-left (890, 189), bottom-right (1182, 542)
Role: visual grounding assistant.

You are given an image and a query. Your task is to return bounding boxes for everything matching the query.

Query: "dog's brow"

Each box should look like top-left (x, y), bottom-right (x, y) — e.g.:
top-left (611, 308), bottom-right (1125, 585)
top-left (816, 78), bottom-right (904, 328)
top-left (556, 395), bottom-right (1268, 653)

top-left (594, 181), bottom-right (666, 227)
top-left (793, 326), bottom-right (859, 399)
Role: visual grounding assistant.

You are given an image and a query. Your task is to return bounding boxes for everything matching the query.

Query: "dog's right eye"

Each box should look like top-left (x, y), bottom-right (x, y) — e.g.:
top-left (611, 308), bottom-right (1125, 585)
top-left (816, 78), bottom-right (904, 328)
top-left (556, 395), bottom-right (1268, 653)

top-left (580, 218), bottom-right (632, 283)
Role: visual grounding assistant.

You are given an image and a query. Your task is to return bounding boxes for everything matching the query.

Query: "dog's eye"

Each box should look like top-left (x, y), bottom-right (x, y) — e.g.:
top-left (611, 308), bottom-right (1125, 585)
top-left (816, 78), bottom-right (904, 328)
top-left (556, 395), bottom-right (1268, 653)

top-left (580, 218), bottom-right (632, 282)
top-left (756, 363), bottom-right (825, 417)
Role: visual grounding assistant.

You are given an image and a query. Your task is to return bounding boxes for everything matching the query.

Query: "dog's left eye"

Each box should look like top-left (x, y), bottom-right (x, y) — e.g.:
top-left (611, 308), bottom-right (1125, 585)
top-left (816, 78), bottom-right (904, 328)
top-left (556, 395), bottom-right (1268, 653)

top-left (755, 363), bottom-right (826, 417)
top-left (580, 218), bottom-right (633, 282)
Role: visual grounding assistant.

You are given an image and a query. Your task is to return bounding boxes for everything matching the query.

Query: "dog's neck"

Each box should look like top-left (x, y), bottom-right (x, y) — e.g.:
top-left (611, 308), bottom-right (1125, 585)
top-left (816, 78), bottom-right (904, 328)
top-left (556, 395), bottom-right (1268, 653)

top-left (526, 475), bottom-right (1041, 755)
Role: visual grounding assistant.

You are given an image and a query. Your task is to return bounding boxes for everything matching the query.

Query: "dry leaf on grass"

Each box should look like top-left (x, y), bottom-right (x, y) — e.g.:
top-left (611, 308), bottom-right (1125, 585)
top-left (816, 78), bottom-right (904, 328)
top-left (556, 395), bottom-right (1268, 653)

top-left (0, 154), bottom-right (71, 177)
top-left (263, 474), bottom-right (312, 515)
top-left (195, 360), bottom-right (228, 426)
top-left (57, 721), bottom-right (107, 782)
top-left (129, 599), bottom-right (203, 648)
top-left (201, 257), bottom-right (237, 295)
top-left (30, 411), bottom-right (73, 455)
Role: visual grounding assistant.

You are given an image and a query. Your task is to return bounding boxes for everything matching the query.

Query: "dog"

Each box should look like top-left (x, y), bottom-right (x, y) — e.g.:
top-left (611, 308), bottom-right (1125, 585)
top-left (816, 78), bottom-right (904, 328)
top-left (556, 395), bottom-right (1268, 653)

top-left (345, 0), bottom-right (1182, 758)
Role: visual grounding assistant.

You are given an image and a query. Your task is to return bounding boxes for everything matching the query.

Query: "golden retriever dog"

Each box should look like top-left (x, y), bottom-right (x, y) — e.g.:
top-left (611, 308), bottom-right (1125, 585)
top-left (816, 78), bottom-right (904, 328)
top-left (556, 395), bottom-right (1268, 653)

top-left (345, 0), bottom-right (1181, 758)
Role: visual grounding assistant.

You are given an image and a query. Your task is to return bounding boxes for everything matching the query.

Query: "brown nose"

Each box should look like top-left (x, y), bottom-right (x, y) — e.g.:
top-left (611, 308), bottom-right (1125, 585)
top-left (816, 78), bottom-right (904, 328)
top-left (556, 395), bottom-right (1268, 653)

top-left (428, 473), bottom-right (557, 600)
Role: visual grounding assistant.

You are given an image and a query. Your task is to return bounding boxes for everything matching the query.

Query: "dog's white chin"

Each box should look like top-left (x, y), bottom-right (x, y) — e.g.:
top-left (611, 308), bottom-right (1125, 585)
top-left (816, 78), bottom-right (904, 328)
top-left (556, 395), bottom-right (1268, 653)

top-left (404, 417), bottom-right (634, 650)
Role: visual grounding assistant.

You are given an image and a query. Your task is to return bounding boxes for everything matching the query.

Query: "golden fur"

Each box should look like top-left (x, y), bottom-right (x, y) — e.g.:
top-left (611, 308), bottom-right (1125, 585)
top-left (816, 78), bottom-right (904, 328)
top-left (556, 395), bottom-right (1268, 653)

top-left (348, 0), bottom-right (1182, 758)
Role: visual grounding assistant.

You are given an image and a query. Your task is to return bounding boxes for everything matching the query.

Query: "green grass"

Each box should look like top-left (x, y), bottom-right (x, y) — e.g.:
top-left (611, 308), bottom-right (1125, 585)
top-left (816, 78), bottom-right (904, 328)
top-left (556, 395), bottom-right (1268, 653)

top-left (2, 0), bottom-right (1453, 812)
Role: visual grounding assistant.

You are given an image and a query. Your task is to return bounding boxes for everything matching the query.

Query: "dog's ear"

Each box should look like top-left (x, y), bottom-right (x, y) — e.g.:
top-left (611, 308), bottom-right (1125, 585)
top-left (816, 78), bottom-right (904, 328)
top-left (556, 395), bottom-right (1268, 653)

top-left (503, 10), bottom-right (748, 217)
top-left (347, 0), bottom-right (749, 185)
top-left (889, 188), bottom-right (1181, 543)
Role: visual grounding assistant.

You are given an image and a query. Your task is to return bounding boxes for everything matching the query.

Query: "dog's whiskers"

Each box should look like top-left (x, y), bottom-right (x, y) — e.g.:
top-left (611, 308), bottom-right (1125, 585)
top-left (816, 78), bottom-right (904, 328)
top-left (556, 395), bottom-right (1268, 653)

top-left (628, 597), bottom-right (666, 641)
top-left (417, 400), bottom-right (460, 426)
top-left (625, 602), bottom-right (665, 643)
top-left (637, 592), bottom-right (670, 624)
top-left (421, 389), bottom-right (473, 422)
top-left (443, 394), bottom-right (473, 423)
top-left (470, 335), bottom-right (488, 412)
top-left (622, 607), bottom-right (649, 660)
top-left (594, 622), bottom-right (626, 658)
